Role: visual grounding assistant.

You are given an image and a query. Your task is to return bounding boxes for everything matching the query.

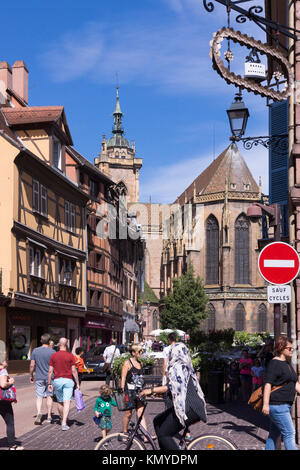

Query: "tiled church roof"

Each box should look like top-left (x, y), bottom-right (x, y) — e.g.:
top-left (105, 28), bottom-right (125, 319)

top-left (175, 143), bottom-right (259, 205)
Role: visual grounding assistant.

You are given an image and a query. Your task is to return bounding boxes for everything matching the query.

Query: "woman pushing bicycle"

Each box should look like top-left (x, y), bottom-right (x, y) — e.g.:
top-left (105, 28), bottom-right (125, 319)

top-left (139, 339), bottom-right (207, 450)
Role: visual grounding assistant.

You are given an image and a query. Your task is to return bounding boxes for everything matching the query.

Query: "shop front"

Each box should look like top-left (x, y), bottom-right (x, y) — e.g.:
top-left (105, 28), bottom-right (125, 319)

top-left (81, 315), bottom-right (123, 351)
top-left (7, 309), bottom-right (70, 373)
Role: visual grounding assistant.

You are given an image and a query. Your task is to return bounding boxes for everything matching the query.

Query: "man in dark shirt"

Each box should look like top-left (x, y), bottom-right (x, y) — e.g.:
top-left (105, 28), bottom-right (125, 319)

top-left (48, 338), bottom-right (80, 431)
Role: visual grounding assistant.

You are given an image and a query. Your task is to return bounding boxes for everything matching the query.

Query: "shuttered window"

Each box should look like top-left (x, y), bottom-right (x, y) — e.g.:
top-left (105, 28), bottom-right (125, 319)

top-left (32, 180), bottom-right (48, 217)
top-left (269, 100), bottom-right (289, 237)
top-left (235, 303), bottom-right (245, 331)
top-left (206, 215), bottom-right (219, 284)
top-left (235, 214), bottom-right (249, 284)
top-left (65, 201), bottom-right (76, 232)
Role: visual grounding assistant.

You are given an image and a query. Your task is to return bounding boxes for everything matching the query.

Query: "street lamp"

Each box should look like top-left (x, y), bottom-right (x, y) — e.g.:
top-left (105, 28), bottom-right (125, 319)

top-left (227, 92), bottom-right (249, 140)
top-left (226, 93), bottom-right (288, 154)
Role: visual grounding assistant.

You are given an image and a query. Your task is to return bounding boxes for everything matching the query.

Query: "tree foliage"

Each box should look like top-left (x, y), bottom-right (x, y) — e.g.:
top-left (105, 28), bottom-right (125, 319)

top-left (160, 265), bottom-right (209, 333)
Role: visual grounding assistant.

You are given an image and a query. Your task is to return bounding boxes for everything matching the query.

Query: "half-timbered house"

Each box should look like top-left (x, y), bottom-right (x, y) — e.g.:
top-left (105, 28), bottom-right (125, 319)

top-left (0, 101), bottom-right (88, 372)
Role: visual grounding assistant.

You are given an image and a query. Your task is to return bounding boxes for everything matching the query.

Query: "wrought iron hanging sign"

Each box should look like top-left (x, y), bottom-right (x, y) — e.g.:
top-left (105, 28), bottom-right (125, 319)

top-left (210, 27), bottom-right (293, 101)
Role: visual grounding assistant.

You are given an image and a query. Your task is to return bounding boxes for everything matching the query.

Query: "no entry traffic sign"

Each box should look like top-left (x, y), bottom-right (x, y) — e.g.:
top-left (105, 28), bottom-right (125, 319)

top-left (258, 242), bottom-right (300, 285)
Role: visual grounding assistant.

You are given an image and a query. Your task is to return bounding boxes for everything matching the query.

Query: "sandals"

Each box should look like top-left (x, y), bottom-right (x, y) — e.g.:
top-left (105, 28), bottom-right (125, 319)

top-left (9, 445), bottom-right (24, 450)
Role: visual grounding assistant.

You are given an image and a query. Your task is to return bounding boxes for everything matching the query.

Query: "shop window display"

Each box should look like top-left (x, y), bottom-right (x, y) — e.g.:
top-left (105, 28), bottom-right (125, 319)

top-left (10, 326), bottom-right (31, 360)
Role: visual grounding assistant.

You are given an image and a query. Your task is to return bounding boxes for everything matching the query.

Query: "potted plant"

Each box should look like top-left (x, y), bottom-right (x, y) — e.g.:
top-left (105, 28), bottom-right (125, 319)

top-left (112, 353), bottom-right (155, 387)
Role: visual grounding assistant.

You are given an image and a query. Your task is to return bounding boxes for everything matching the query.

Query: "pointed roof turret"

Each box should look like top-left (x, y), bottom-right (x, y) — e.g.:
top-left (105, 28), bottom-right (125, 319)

top-left (114, 86), bottom-right (122, 115)
top-left (107, 86), bottom-right (131, 149)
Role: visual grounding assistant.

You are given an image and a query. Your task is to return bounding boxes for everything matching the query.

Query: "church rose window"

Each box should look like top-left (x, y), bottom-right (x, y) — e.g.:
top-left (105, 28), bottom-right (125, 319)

top-left (206, 215), bottom-right (219, 284)
top-left (235, 214), bottom-right (249, 284)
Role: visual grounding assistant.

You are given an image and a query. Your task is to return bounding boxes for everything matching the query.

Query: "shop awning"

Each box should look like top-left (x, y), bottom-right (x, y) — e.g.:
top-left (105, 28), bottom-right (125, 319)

top-left (124, 317), bottom-right (140, 333)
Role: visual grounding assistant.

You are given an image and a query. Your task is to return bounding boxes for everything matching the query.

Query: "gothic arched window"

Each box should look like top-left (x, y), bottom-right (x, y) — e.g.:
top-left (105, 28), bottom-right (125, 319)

top-left (153, 310), bottom-right (158, 331)
top-left (235, 214), bottom-right (249, 284)
top-left (206, 215), bottom-right (219, 284)
top-left (258, 304), bottom-right (267, 332)
top-left (235, 303), bottom-right (246, 331)
top-left (204, 303), bottom-right (216, 333)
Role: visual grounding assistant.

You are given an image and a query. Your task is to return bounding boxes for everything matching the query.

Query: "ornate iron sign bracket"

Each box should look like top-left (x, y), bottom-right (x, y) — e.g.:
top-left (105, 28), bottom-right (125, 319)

top-left (210, 28), bottom-right (293, 101)
top-left (203, 0), bottom-right (300, 40)
top-left (236, 134), bottom-right (289, 154)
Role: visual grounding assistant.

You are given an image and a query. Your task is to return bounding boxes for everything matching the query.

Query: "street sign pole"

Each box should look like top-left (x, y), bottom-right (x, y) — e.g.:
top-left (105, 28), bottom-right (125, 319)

top-left (274, 219), bottom-right (281, 342)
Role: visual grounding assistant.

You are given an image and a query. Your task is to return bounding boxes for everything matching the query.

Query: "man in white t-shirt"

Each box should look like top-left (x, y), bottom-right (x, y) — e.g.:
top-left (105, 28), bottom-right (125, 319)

top-left (103, 339), bottom-right (120, 386)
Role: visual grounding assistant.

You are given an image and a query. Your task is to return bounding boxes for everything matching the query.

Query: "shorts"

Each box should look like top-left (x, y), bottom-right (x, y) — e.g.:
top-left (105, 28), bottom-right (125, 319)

top-left (36, 380), bottom-right (53, 398)
top-left (53, 378), bottom-right (74, 402)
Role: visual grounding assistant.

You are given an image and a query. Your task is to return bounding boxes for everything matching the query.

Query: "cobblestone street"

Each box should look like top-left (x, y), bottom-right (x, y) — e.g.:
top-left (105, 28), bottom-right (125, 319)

top-left (8, 390), bottom-right (270, 451)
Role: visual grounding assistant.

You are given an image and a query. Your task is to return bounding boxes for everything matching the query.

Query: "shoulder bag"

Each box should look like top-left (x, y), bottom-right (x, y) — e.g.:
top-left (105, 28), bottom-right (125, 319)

top-left (248, 383), bottom-right (287, 412)
top-left (0, 376), bottom-right (17, 403)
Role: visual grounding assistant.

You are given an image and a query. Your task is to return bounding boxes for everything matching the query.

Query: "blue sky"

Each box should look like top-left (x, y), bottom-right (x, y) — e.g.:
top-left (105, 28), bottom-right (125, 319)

top-left (3, 0), bottom-right (269, 202)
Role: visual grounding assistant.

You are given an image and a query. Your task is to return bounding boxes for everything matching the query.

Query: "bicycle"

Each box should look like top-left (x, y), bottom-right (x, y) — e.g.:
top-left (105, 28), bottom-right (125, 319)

top-left (94, 396), bottom-right (238, 451)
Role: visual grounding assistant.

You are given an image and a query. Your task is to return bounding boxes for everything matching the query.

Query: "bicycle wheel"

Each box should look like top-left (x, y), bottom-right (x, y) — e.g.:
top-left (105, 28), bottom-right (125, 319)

top-left (187, 434), bottom-right (237, 450)
top-left (94, 433), bottom-right (145, 451)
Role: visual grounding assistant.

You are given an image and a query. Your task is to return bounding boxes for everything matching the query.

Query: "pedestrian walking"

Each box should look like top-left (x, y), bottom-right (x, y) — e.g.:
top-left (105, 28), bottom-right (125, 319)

top-left (48, 338), bottom-right (80, 431)
top-left (94, 385), bottom-right (117, 439)
top-left (0, 359), bottom-right (24, 450)
top-left (103, 339), bottom-right (120, 386)
top-left (74, 347), bottom-right (90, 385)
top-left (251, 359), bottom-right (264, 392)
top-left (239, 349), bottom-right (253, 402)
top-left (228, 361), bottom-right (240, 402)
top-left (262, 335), bottom-right (300, 450)
top-left (29, 333), bottom-right (56, 425)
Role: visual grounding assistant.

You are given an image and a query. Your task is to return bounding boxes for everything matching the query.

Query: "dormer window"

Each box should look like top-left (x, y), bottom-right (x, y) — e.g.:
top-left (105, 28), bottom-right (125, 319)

top-left (244, 183), bottom-right (250, 190)
top-left (53, 139), bottom-right (62, 170)
top-left (231, 183), bottom-right (236, 190)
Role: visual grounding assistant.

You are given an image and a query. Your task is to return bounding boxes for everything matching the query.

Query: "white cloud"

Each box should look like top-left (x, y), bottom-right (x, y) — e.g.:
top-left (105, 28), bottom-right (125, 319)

top-left (39, 17), bottom-right (240, 96)
top-left (140, 143), bottom-right (268, 204)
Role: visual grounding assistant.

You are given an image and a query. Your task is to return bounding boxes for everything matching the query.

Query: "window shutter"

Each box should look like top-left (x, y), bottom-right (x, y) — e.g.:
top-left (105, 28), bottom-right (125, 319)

top-left (33, 180), bottom-right (39, 212)
top-left (269, 100), bottom-right (289, 237)
top-left (70, 204), bottom-right (76, 232)
top-left (65, 201), bottom-right (70, 229)
top-left (40, 185), bottom-right (48, 216)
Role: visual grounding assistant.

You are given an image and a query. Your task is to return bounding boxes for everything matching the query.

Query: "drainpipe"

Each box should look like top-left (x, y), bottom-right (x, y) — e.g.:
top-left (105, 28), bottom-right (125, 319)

top-left (289, 0), bottom-right (299, 441)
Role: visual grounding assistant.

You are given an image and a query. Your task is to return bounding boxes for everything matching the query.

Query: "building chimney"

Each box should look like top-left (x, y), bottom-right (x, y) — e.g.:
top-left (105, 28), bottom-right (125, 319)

top-left (12, 60), bottom-right (28, 104)
top-left (0, 62), bottom-right (12, 104)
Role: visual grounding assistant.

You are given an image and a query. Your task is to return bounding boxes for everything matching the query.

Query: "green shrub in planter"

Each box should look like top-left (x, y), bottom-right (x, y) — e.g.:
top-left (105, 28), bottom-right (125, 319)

top-left (112, 353), bottom-right (155, 379)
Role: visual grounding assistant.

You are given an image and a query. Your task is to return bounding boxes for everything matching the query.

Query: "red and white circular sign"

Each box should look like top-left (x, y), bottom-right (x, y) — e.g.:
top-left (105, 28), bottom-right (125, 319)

top-left (258, 242), bottom-right (300, 285)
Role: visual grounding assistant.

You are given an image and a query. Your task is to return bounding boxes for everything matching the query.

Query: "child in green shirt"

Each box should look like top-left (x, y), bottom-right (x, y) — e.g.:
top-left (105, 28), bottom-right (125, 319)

top-left (94, 385), bottom-right (117, 438)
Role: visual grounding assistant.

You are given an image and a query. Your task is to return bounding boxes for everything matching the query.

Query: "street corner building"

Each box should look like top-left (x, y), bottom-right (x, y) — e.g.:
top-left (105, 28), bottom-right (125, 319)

top-left (0, 61), bottom-right (143, 371)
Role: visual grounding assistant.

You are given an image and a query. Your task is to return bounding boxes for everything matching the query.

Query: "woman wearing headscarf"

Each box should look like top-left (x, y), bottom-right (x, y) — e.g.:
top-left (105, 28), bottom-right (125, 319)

top-left (139, 340), bottom-right (207, 450)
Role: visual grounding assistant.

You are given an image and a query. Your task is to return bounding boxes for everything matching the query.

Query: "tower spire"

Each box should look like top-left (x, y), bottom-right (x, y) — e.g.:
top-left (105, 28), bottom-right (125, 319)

top-left (112, 84), bottom-right (124, 136)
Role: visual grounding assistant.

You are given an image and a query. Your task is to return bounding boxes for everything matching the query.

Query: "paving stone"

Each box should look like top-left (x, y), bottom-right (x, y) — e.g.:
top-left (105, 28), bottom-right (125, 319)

top-left (18, 397), bottom-right (270, 450)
